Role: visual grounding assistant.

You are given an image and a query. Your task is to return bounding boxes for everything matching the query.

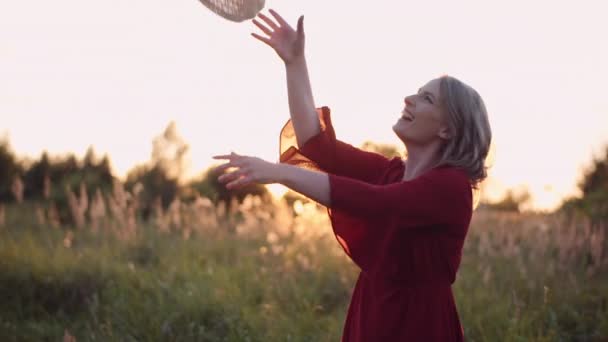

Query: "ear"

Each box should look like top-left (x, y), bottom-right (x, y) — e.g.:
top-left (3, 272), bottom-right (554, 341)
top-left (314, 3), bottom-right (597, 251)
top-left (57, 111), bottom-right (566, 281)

top-left (438, 125), bottom-right (451, 140)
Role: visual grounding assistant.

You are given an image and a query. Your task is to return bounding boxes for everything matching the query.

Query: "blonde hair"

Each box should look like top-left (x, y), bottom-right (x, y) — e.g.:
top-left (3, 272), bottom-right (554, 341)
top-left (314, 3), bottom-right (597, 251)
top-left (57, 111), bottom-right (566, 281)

top-left (437, 75), bottom-right (492, 188)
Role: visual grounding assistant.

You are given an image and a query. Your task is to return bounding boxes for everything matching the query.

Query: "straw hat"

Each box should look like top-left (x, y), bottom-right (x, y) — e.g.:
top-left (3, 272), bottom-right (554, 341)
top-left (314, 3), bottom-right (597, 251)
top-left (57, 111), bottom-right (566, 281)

top-left (198, 0), bottom-right (265, 22)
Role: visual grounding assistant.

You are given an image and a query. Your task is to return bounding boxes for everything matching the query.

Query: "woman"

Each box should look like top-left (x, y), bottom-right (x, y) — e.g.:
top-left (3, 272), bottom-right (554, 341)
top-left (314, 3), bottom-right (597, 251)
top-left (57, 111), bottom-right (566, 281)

top-left (214, 9), bottom-right (492, 341)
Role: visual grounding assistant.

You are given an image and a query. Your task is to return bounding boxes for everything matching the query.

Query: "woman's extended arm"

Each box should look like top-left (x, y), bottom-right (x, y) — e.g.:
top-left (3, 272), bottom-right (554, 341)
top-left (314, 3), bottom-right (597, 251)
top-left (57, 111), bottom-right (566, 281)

top-left (277, 163), bottom-right (331, 206)
top-left (274, 165), bottom-right (470, 226)
top-left (213, 153), bottom-right (331, 206)
top-left (213, 153), bottom-right (471, 227)
top-left (252, 10), bottom-right (320, 147)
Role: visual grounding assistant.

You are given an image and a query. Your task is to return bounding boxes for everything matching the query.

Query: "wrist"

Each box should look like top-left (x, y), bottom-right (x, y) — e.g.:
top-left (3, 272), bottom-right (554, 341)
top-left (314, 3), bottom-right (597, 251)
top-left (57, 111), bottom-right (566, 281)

top-left (273, 163), bottom-right (291, 185)
top-left (284, 55), bottom-right (307, 68)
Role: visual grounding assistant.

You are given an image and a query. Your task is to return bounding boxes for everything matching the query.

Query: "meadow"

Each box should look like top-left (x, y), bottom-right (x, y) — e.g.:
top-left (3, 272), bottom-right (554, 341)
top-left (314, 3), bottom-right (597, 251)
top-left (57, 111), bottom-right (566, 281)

top-left (0, 183), bottom-right (607, 341)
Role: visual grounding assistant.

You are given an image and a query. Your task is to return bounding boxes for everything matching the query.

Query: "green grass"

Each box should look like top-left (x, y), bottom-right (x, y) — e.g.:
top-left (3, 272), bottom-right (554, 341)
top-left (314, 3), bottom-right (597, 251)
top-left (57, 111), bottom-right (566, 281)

top-left (0, 204), bottom-right (606, 341)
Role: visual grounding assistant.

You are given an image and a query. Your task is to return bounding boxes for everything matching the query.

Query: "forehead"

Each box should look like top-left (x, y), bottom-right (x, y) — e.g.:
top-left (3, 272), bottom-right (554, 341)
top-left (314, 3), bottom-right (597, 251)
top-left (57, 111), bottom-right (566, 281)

top-left (419, 78), bottom-right (442, 97)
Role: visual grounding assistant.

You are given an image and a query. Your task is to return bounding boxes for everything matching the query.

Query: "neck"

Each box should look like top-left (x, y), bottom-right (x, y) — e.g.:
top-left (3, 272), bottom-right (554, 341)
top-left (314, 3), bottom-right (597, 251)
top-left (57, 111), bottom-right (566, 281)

top-left (402, 142), bottom-right (442, 181)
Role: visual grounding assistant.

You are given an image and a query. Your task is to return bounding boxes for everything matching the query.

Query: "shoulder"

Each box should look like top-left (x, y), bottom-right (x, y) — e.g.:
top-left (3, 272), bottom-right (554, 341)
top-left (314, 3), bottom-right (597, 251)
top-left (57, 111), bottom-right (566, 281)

top-left (432, 165), bottom-right (470, 182)
top-left (427, 166), bottom-right (473, 204)
top-left (379, 157), bottom-right (407, 184)
top-left (388, 157), bottom-right (406, 169)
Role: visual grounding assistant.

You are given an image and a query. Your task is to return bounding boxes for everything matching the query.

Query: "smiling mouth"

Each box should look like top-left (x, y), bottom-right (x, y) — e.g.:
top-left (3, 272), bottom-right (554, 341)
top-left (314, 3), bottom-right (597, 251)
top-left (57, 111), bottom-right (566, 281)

top-left (401, 109), bottom-right (415, 122)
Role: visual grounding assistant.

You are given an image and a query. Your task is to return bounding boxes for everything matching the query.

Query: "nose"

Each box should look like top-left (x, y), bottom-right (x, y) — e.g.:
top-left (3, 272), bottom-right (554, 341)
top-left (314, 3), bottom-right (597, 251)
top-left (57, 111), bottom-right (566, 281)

top-left (404, 96), bottom-right (414, 107)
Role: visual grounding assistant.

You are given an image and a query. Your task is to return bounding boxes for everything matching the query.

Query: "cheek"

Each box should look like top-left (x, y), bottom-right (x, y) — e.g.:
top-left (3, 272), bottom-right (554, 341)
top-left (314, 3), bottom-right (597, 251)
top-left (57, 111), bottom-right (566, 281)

top-left (418, 112), bottom-right (442, 130)
top-left (411, 117), bottom-right (442, 140)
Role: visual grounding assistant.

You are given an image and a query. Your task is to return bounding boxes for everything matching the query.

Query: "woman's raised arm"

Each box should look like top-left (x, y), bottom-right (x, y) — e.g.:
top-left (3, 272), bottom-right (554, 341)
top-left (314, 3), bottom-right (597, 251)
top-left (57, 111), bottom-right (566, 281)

top-left (252, 9), bottom-right (320, 147)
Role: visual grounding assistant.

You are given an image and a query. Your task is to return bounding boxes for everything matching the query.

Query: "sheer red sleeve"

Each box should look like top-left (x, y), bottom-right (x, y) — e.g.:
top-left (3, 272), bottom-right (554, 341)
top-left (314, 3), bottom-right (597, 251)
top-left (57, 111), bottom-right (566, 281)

top-left (328, 168), bottom-right (473, 230)
top-left (279, 106), bottom-right (394, 184)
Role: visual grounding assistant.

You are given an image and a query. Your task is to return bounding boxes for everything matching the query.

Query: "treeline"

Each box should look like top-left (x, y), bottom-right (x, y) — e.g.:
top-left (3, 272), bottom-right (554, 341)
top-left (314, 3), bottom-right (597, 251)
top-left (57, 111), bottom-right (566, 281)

top-left (1, 125), bottom-right (607, 224)
top-left (0, 122), bottom-right (269, 225)
top-left (560, 147), bottom-right (608, 225)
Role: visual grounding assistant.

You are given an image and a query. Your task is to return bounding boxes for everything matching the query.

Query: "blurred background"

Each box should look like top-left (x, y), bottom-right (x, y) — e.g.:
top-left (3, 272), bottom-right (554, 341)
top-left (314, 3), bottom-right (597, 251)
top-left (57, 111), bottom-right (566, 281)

top-left (1, 0), bottom-right (607, 341)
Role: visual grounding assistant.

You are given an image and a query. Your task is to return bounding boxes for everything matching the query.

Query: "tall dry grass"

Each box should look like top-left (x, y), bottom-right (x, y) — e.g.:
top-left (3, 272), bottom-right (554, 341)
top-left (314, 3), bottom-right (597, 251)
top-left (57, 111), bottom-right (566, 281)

top-left (0, 181), bottom-right (606, 341)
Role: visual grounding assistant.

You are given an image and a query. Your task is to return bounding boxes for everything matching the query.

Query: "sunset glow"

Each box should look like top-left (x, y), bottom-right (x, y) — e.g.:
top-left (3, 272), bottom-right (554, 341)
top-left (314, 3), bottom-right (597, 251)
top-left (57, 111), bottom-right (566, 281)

top-left (2, 0), bottom-right (607, 211)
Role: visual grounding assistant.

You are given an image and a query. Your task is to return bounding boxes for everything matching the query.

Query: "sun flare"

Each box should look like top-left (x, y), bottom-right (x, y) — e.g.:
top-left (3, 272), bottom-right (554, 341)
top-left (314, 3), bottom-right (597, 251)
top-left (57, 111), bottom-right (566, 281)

top-left (265, 184), bottom-right (289, 199)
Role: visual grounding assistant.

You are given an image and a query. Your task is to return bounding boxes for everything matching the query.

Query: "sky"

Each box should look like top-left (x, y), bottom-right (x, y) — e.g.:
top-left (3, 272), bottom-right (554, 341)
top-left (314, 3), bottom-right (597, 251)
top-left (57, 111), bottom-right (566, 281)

top-left (1, 0), bottom-right (607, 211)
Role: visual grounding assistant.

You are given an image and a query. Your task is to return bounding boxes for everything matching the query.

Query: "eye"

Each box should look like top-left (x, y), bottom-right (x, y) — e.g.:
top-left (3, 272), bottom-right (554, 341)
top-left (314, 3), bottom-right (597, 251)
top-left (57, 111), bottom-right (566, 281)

top-left (417, 89), bottom-right (434, 104)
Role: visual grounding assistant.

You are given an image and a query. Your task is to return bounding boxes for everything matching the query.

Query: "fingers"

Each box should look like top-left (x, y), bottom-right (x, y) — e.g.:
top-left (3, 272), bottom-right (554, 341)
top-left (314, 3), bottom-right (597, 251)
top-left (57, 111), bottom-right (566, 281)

top-left (218, 167), bottom-right (249, 184)
top-left (212, 152), bottom-right (257, 189)
top-left (213, 162), bottom-right (234, 175)
top-left (251, 32), bottom-right (272, 47)
top-left (212, 155), bottom-right (232, 160)
top-left (252, 18), bottom-right (273, 36)
top-left (212, 153), bottom-right (244, 174)
top-left (212, 152), bottom-right (241, 160)
top-left (257, 12), bottom-right (279, 31)
top-left (218, 168), bottom-right (252, 190)
top-left (268, 9), bottom-right (289, 28)
top-left (225, 175), bottom-right (252, 190)
top-left (296, 15), bottom-right (304, 36)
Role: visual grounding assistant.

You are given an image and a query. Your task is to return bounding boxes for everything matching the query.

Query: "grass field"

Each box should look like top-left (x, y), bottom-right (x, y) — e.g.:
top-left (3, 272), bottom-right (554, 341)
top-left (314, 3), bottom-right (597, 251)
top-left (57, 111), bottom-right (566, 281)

top-left (0, 193), bottom-right (607, 341)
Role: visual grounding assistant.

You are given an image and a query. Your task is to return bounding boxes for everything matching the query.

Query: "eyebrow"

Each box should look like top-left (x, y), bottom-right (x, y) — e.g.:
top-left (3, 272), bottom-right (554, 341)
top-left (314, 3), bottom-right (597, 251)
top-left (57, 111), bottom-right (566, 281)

top-left (418, 88), bottom-right (437, 102)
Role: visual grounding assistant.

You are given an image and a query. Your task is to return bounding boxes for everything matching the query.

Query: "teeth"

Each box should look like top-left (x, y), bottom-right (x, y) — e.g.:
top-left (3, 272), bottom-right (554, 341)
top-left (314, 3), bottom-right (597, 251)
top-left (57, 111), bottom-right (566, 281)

top-left (401, 110), bottom-right (414, 121)
top-left (401, 112), bottom-right (414, 121)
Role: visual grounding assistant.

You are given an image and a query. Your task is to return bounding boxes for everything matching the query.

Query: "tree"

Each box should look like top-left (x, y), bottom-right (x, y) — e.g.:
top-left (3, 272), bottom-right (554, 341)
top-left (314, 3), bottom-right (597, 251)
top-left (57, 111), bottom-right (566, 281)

top-left (0, 137), bottom-right (23, 202)
top-left (561, 145), bottom-right (608, 224)
top-left (23, 152), bottom-right (51, 199)
top-left (480, 188), bottom-right (532, 213)
top-left (579, 147), bottom-right (608, 196)
top-left (126, 163), bottom-right (179, 218)
top-left (79, 147), bottom-right (114, 192)
top-left (151, 121), bottom-right (190, 183)
top-left (124, 122), bottom-right (189, 214)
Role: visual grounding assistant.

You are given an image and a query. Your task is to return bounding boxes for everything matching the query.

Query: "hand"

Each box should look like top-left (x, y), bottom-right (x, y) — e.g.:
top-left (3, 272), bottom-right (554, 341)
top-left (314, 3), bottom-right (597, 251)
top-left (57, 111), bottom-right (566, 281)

top-left (251, 9), bottom-right (305, 65)
top-left (212, 152), bottom-right (280, 190)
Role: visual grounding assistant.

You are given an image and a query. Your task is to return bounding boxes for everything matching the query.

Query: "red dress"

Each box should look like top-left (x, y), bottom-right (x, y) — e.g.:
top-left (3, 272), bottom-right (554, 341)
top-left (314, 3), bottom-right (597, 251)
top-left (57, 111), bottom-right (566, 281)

top-left (279, 107), bottom-right (473, 341)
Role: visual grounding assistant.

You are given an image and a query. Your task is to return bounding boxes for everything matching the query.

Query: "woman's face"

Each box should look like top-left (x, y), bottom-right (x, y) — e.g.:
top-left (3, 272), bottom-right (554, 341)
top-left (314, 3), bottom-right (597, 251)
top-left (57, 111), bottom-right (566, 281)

top-left (393, 78), bottom-right (450, 147)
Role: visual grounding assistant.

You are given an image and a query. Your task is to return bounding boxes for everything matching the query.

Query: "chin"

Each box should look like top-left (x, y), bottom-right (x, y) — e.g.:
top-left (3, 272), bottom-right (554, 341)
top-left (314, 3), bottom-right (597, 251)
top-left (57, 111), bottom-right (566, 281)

top-left (392, 127), bottom-right (408, 145)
